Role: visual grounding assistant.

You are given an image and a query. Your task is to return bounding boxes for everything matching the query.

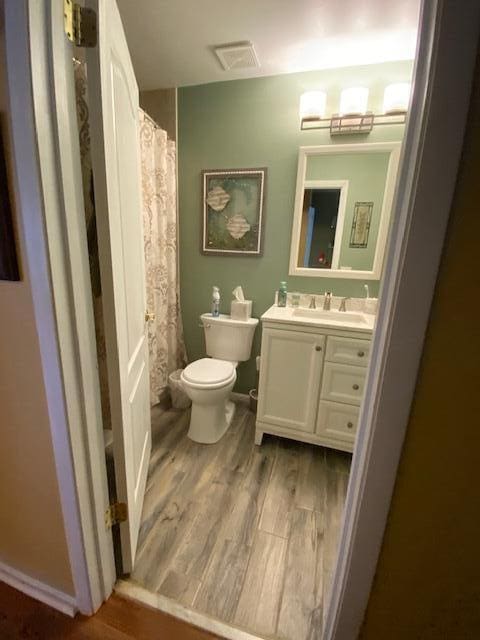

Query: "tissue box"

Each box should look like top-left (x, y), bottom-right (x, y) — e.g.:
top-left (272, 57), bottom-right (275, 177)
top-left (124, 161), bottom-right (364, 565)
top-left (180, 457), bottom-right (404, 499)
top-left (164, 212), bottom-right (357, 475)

top-left (231, 300), bottom-right (252, 321)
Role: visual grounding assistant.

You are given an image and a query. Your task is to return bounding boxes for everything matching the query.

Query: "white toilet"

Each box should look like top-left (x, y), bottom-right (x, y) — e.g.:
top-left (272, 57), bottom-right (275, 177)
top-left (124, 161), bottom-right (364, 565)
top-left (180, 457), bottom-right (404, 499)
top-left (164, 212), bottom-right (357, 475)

top-left (180, 313), bottom-right (258, 444)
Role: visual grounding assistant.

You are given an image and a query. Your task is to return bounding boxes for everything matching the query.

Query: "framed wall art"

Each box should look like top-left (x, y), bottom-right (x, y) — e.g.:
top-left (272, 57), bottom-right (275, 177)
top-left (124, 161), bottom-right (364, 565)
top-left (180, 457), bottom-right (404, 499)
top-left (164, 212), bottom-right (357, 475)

top-left (201, 167), bottom-right (267, 256)
top-left (0, 121), bottom-right (20, 281)
top-left (349, 201), bottom-right (373, 248)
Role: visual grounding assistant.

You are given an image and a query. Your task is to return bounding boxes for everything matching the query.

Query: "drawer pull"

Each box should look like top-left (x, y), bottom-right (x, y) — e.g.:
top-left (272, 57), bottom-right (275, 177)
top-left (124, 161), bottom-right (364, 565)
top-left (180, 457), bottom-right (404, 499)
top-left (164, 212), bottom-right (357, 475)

top-left (315, 346), bottom-right (322, 351)
top-left (352, 384), bottom-right (360, 390)
top-left (347, 421), bottom-right (354, 429)
top-left (357, 350), bottom-right (365, 357)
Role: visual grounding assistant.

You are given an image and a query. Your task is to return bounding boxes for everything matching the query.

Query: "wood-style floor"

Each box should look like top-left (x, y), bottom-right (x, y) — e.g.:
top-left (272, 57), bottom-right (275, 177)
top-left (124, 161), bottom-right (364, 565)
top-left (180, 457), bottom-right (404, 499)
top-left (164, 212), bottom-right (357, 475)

top-left (129, 401), bottom-right (351, 640)
top-left (0, 581), bottom-right (221, 640)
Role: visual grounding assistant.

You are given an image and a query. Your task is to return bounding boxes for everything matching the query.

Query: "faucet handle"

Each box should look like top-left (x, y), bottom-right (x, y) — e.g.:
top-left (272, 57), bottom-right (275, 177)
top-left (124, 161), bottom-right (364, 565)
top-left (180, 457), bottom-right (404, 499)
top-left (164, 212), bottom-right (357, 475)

top-left (339, 296), bottom-right (350, 312)
top-left (309, 295), bottom-right (316, 309)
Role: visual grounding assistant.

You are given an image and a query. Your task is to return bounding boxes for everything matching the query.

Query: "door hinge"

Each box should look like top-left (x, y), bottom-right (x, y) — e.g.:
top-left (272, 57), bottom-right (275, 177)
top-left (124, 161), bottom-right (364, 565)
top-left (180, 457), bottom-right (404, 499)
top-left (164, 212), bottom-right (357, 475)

top-left (64, 0), bottom-right (97, 48)
top-left (105, 502), bottom-right (128, 528)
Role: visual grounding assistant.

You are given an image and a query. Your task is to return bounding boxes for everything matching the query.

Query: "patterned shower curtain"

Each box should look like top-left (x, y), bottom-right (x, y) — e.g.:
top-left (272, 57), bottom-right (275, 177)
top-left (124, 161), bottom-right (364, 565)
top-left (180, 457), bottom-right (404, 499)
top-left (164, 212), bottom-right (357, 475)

top-left (139, 111), bottom-right (187, 403)
top-left (74, 61), bottom-right (186, 413)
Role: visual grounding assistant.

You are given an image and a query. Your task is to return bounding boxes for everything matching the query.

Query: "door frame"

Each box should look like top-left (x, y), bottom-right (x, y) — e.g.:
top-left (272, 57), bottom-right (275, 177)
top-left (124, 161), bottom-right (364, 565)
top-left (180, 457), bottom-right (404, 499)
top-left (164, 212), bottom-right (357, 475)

top-left (4, 0), bottom-right (480, 631)
top-left (4, 0), bottom-right (115, 614)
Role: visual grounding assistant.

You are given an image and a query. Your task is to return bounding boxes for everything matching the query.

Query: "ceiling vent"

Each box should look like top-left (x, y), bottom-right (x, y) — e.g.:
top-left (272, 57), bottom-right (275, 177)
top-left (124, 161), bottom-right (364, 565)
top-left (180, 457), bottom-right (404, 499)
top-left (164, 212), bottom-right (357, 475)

top-left (214, 42), bottom-right (260, 71)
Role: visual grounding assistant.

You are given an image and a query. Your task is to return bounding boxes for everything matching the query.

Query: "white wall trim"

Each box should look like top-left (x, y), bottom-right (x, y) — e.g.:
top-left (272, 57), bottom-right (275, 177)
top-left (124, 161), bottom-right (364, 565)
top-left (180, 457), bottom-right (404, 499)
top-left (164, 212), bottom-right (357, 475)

top-left (324, 2), bottom-right (480, 638)
top-left (0, 562), bottom-right (77, 617)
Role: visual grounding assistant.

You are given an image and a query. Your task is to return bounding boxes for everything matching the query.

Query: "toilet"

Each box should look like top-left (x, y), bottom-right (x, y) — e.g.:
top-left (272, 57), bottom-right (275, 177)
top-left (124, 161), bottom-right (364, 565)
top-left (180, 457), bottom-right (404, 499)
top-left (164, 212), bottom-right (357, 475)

top-left (180, 313), bottom-right (258, 444)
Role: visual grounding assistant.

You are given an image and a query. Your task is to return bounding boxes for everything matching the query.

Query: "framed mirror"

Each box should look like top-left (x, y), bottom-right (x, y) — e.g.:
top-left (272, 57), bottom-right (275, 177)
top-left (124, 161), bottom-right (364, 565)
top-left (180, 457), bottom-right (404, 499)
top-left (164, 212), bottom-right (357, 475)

top-left (289, 142), bottom-right (401, 279)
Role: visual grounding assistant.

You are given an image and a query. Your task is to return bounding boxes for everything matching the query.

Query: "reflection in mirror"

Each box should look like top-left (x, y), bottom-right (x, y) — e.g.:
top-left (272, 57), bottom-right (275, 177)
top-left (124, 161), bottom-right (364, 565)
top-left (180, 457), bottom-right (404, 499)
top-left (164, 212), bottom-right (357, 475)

top-left (298, 182), bottom-right (347, 269)
top-left (289, 142), bottom-right (401, 279)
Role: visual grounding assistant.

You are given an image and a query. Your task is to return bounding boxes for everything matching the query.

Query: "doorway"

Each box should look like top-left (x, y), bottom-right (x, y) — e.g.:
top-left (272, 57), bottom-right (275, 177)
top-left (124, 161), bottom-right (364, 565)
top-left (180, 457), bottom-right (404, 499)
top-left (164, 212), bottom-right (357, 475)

top-left (10, 1), bottom-right (480, 639)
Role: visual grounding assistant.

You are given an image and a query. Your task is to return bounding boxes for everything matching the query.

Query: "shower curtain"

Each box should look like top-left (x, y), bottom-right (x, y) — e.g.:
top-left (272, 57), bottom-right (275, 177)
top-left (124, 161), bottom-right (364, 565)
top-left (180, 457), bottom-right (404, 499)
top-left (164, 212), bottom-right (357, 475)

top-left (139, 111), bottom-right (187, 402)
top-left (74, 61), bottom-right (186, 416)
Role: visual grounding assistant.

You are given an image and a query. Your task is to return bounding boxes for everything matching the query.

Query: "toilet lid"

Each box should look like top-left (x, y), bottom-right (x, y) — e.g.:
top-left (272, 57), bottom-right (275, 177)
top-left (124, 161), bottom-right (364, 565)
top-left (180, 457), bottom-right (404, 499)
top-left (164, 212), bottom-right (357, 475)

top-left (183, 358), bottom-right (235, 385)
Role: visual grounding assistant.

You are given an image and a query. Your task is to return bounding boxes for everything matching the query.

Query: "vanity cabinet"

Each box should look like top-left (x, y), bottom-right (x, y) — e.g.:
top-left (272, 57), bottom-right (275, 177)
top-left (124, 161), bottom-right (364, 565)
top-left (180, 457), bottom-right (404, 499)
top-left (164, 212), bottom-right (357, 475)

top-left (256, 321), bottom-right (372, 452)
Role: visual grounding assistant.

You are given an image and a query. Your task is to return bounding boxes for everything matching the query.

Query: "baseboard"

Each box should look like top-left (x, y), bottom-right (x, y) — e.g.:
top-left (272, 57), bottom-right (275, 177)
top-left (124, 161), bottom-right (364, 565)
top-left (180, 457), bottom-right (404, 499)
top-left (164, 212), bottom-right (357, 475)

top-left (0, 560), bottom-right (77, 617)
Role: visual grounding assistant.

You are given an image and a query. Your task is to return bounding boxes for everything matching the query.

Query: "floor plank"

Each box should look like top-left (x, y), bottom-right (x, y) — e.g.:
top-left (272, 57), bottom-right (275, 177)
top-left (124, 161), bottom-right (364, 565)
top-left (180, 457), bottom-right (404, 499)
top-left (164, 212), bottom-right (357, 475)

top-left (258, 439), bottom-right (301, 538)
top-left (323, 461), bottom-right (350, 598)
top-left (233, 530), bottom-right (288, 636)
top-left (277, 508), bottom-right (324, 640)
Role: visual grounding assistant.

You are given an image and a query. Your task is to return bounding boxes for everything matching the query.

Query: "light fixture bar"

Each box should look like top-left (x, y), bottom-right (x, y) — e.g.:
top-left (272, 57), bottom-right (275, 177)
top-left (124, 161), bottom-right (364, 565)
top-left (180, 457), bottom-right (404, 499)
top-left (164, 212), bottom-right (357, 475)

top-left (301, 111), bottom-right (406, 133)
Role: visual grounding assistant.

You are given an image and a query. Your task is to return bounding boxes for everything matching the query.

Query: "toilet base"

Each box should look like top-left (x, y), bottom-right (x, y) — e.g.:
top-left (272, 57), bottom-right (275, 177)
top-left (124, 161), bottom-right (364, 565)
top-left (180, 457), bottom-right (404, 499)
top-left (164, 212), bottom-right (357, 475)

top-left (187, 399), bottom-right (235, 444)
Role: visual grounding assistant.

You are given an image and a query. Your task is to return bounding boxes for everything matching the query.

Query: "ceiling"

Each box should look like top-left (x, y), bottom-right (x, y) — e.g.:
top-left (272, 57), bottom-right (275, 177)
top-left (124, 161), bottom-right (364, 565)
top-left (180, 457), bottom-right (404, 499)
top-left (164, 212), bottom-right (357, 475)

top-left (116, 0), bottom-right (421, 91)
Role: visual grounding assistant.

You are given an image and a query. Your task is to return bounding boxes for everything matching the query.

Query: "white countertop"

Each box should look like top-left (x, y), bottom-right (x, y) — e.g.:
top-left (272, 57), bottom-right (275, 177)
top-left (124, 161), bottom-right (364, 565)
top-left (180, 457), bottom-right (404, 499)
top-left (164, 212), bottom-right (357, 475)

top-left (261, 304), bottom-right (375, 333)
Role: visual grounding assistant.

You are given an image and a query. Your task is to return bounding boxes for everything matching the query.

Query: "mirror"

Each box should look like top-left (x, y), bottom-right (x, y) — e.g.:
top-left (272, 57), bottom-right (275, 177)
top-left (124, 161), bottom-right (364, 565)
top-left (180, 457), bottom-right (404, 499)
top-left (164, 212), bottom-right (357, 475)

top-left (289, 142), bottom-right (401, 279)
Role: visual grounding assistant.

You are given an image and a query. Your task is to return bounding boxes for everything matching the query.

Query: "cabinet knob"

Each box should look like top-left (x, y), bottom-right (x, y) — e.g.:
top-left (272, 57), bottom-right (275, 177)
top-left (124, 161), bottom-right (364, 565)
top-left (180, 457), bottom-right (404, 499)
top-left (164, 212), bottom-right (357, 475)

top-left (352, 384), bottom-right (360, 390)
top-left (347, 421), bottom-right (354, 429)
top-left (357, 350), bottom-right (365, 357)
top-left (315, 346), bottom-right (322, 351)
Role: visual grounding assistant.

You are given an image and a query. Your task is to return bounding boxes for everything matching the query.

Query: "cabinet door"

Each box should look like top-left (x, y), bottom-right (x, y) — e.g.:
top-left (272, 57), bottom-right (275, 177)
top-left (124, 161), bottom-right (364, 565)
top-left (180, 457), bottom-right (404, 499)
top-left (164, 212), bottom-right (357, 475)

top-left (257, 328), bottom-right (324, 432)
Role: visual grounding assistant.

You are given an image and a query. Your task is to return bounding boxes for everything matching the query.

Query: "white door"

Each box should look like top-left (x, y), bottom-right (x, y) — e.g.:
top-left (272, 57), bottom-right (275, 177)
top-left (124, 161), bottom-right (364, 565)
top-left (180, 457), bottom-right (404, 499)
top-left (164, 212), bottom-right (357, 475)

top-left (86, 0), bottom-right (151, 572)
top-left (257, 328), bottom-right (324, 432)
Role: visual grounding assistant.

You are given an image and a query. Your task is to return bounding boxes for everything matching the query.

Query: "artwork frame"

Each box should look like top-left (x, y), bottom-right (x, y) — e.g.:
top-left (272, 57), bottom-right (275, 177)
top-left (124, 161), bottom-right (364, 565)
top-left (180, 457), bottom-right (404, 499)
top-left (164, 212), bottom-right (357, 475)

top-left (201, 167), bottom-right (267, 256)
top-left (349, 201), bottom-right (373, 248)
top-left (0, 119), bottom-right (20, 281)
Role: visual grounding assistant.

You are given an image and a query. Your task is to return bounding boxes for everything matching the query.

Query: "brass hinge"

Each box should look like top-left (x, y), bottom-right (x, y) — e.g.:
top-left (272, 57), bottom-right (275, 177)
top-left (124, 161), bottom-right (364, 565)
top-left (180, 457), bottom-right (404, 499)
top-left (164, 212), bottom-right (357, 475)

top-left (64, 0), bottom-right (97, 48)
top-left (105, 502), bottom-right (128, 528)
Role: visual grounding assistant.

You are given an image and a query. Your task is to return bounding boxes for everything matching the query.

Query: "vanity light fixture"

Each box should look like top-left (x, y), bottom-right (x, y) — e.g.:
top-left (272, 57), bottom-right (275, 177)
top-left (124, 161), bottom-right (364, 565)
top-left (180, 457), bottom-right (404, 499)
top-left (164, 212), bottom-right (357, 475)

top-left (300, 83), bottom-right (410, 135)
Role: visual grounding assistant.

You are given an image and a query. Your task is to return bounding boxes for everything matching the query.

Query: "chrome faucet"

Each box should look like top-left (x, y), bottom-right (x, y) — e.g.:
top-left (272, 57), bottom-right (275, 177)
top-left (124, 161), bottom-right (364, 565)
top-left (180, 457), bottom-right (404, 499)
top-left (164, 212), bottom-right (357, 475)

top-left (323, 291), bottom-right (332, 311)
top-left (309, 295), bottom-right (316, 309)
top-left (339, 296), bottom-right (350, 312)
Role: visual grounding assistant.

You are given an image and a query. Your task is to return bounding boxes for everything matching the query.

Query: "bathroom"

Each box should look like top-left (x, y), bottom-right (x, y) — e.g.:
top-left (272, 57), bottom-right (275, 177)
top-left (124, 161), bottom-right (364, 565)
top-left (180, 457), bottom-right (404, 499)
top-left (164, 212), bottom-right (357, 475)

top-left (76, 2), bottom-right (420, 639)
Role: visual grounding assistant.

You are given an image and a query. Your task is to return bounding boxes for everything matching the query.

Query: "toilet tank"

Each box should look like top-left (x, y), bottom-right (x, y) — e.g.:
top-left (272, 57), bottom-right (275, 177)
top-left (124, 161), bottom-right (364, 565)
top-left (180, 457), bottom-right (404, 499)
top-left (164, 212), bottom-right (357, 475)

top-left (201, 313), bottom-right (258, 362)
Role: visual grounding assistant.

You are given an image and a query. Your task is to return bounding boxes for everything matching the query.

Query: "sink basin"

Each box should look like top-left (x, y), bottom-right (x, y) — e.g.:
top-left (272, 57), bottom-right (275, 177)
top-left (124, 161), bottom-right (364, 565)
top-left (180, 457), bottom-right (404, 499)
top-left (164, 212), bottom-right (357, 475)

top-left (292, 308), bottom-right (368, 324)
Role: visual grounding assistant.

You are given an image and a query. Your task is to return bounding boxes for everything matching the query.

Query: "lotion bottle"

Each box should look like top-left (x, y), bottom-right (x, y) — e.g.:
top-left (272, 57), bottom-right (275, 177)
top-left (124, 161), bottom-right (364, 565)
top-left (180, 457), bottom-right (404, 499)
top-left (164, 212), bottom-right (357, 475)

top-left (212, 286), bottom-right (220, 317)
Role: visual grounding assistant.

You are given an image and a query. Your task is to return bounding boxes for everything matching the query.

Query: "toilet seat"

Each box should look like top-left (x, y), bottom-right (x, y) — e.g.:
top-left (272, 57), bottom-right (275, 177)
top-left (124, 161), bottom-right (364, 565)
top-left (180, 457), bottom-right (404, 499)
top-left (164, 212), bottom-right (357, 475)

top-left (183, 358), bottom-right (235, 388)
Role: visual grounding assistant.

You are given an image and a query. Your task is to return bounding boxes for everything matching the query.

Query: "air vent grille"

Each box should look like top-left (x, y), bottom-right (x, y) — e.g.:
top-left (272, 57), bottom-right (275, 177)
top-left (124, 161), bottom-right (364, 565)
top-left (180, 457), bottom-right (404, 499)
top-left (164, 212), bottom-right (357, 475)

top-left (214, 42), bottom-right (260, 71)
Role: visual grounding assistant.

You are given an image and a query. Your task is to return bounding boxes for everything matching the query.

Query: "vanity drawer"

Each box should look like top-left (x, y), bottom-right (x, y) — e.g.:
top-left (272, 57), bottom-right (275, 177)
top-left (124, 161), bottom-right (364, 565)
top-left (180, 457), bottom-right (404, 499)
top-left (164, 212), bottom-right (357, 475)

top-left (316, 400), bottom-right (359, 441)
top-left (321, 362), bottom-right (366, 406)
top-left (325, 335), bottom-right (370, 367)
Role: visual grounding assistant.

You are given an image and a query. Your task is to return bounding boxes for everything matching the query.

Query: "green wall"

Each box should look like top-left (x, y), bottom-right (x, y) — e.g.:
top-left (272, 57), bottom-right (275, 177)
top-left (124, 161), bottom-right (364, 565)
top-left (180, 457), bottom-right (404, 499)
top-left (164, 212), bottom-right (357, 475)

top-left (178, 61), bottom-right (412, 392)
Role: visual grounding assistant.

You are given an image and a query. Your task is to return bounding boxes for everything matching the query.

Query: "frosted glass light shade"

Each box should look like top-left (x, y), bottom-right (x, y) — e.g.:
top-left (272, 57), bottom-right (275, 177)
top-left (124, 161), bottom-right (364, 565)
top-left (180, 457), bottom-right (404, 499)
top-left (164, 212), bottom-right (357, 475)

top-left (383, 83), bottom-right (411, 113)
top-left (339, 87), bottom-right (369, 115)
top-left (299, 91), bottom-right (327, 119)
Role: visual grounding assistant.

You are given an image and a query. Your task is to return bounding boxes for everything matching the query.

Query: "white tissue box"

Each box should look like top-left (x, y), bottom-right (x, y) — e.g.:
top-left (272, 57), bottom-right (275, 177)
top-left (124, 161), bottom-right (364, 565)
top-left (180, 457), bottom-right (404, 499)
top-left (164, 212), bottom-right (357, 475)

top-left (231, 300), bottom-right (252, 321)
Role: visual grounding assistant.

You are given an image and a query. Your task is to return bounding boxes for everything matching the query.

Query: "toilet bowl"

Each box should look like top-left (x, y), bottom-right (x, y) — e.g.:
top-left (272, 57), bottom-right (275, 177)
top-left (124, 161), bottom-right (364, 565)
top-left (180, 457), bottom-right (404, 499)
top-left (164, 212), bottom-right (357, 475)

top-left (181, 358), bottom-right (237, 443)
top-left (181, 313), bottom-right (258, 444)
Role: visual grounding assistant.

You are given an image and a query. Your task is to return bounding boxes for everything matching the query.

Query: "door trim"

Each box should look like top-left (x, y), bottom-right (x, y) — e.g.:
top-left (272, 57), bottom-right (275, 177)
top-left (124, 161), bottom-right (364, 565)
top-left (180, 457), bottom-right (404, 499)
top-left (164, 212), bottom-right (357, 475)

top-left (5, 0), bottom-right (480, 633)
top-left (324, 1), bottom-right (480, 637)
top-left (4, 0), bottom-right (115, 614)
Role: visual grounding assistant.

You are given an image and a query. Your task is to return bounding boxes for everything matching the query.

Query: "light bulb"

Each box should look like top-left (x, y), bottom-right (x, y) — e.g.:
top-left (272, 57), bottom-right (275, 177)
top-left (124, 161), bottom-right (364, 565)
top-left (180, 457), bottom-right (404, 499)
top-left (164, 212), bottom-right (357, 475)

top-left (299, 91), bottom-right (327, 119)
top-left (383, 83), bottom-right (411, 114)
top-left (339, 87), bottom-right (369, 116)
